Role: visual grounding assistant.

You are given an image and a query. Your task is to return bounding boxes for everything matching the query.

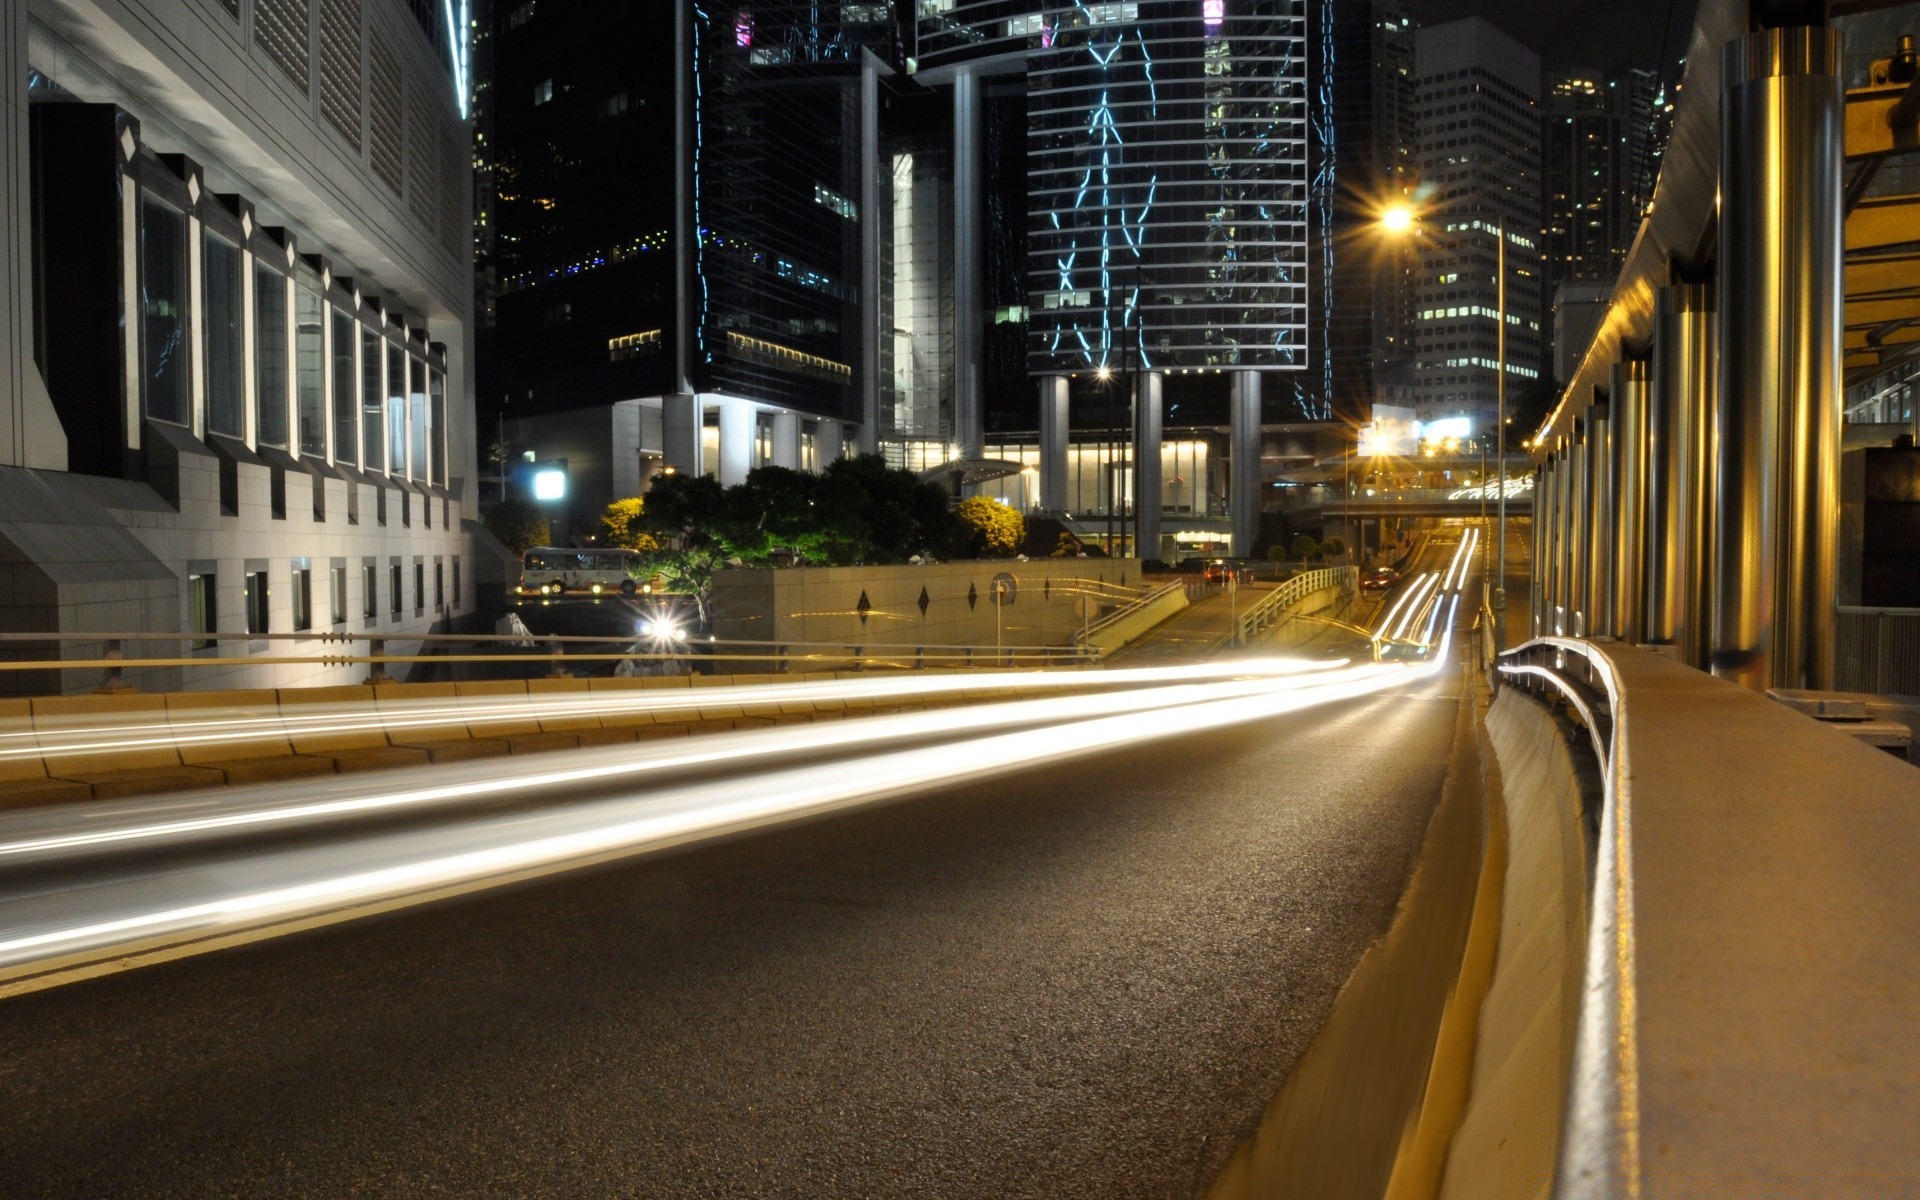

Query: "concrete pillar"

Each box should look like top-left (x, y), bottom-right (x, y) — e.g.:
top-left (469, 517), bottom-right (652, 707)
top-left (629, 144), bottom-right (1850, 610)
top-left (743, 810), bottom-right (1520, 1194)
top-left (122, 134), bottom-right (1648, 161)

top-left (663, 392), bottom-right (701, 477)
top-left (1586, 403), bottom-right (1614, 638)
top-left (1568, 423), bottom-right (1590, 636)
top-left (1039, 375), bottom-right (1069, 513)
top-left (1610, 359), bottom-right (1651, 643)
top-left (816, 420), bottom-right (846, 467)
top-left (1648, 282), bottom-right (1716, 655)
top-left (1713, 25), bottom-right (1844, 690)
top-left (952, 70), bottom-right (985, 467)
top-left (1136, 371), bottom-right (1164, 562)
top-left (770, 410), bottom-right (801, 470)
top-left (715, 398), bottom-right (754, 487)
top-left (859, 57), bottom-right (882, 453)
top-left (1230, 371), bottom-right (1262, 558)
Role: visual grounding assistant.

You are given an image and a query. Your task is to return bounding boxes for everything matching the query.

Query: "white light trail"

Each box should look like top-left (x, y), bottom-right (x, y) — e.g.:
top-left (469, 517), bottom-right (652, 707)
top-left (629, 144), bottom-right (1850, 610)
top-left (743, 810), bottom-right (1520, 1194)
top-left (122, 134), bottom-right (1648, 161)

top-left (0, 662), bottom-right (1359, 864)
top-left (0, 649), bottom-right (1459, 996)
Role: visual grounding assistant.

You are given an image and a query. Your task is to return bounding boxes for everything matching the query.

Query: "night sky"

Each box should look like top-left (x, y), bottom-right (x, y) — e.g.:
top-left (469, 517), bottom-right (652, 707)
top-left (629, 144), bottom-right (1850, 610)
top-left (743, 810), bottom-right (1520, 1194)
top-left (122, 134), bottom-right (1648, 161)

top-left (1416, 0), bottom-right (1701, 74)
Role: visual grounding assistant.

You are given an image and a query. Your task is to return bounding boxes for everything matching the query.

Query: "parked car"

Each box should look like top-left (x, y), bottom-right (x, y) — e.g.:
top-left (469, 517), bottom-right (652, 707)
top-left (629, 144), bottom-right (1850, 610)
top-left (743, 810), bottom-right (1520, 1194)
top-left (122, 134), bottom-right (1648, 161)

top-left (1203, 560), bottom-right (1236, 584)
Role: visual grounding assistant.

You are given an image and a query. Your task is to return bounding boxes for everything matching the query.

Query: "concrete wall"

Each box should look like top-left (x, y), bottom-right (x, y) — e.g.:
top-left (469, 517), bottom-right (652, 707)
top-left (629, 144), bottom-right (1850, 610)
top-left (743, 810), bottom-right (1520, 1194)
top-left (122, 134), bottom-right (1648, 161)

top-left (712, 559), bottom-right (1144, 658)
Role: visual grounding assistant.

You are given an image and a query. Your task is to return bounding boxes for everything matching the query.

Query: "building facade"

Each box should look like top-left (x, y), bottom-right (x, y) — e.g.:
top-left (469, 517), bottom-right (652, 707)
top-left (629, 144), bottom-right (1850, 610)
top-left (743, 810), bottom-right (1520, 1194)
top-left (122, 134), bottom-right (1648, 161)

top-left (1408, 17), bottom-right (1544, 436)
top-left (0, 0), bottom-right (492, 693)
top-left (1540, 65), bottom-right (1660, 315)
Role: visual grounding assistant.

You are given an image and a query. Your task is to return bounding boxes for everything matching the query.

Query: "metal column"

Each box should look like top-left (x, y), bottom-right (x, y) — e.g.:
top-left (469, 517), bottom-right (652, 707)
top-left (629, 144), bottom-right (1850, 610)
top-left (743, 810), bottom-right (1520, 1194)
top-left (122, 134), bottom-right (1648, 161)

top-left (663, 392), bottom-right (701, 477)
top-left (1136, 371), bottom-right (1164, 563)
top-left (1713, 25), bottom-right (1844, 690)
top-left (1568, 429), bottom-right (1589, 636)
top-left (951, 70), bottom-right (985, 470)
top-left (1556, 441), bottom-right (1576, 635)
top-left (1039, 376), bottom-right (1069, 514)
top-left (1587, 403), bottom-right (1614, 638)
top-left (858, 56), bottom-right (882, 456)
top-left (1647, 282), bottom-right (1716, 654)
top-left (1610, 359), bottom-right (1651, 643)
top-left (1533, 461), bottom-right (1553, 637)
top-left (1230, 371), bottom-right (1262, 559)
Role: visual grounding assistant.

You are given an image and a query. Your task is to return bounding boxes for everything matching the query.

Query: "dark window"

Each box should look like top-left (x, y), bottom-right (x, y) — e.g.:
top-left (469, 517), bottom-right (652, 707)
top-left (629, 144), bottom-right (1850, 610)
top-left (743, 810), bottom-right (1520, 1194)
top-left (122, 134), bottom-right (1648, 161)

top-left (390, 561), bottom-right (402, 617)
top-left (362, 329), bottom-right (385, 472)
top-left (188, 573), bottom-right (217, 649)
top-left (291, 564), bottom-right (312, 631)
top-left (330, 564), bottom-right (347, 625)
top-left (429, 368), bottom-right (446, 484)
top-left (296, 288), bottom-right (326, 456)
top-left (244, 570), bottom-right (270, 635)
top-left (255, 265), bottom-right (289, 447)
top-left (452, 556), bottom-right (461, 606)
top-left (413, 561), bottom-right (425, 612)
top-left (204, 232), bottom-right (245, 437)
top-left (139, 197), bottom-right (188, 425)
top-left (362, 561), bottom-right (378, 620)
top-left (331, 309), bottom-right (357, 464)
top-left (434, 559), bottom-right (444, 609)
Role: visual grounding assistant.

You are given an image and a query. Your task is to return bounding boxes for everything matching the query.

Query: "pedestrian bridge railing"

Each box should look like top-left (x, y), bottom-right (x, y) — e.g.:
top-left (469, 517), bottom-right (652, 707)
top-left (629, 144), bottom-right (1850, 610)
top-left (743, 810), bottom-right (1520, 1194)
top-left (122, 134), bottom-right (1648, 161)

top-left (1484, 637), bottom-right (1920, 1195)
top-left (1224, 567), bottom-right (1356, 650)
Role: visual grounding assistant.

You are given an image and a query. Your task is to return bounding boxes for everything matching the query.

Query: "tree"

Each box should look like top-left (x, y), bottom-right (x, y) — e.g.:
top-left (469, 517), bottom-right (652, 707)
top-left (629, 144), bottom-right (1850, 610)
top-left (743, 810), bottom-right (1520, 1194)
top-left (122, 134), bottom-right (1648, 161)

top-left (956, 496), bottom-right (1026, 558)
top-left (1051, 532), bottom-right (1084, 558)
top-left (1266, 544), bottom-right (1288, 565)
top-left (483, 499), bottom-right (550, 554)
top-left (1291, 533), bottom-right (1321, 562)
top-left (1321, 535), bottom-right (1347, 558)
top-left (599, 497), bottom-right (660, 551)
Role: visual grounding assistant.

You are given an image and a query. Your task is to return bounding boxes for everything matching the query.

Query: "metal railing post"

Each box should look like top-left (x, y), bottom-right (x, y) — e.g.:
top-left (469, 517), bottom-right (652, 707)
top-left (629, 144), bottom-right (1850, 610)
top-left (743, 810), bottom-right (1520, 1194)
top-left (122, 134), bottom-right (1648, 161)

top-left (95, 639), bottom-right (134, 694)
top-left (365, 637), bottom-right (392, 686)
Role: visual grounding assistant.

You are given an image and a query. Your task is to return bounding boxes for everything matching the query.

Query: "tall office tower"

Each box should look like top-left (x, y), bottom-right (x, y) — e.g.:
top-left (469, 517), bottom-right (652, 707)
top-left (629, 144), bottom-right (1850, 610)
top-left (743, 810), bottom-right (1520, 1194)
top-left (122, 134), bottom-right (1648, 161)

top-left (914, 1), bottom-right (1310, 556)
top-left (0, 0), bottom-right (486, 692)
top-left (1409, 18), bottom-right (1544, 435)
top-left (1541, 65), bottom-right (1662, 312)
top-left (1322, 0), bottom-right (1416, 426)
top-left (485, 3), bottom-right (897, 534)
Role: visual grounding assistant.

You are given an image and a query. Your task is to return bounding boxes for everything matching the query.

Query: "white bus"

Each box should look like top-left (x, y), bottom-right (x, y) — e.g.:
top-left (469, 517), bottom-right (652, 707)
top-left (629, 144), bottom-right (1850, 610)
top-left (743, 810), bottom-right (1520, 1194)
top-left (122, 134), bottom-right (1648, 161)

top-left (517, 547), bottom-right (661, 597)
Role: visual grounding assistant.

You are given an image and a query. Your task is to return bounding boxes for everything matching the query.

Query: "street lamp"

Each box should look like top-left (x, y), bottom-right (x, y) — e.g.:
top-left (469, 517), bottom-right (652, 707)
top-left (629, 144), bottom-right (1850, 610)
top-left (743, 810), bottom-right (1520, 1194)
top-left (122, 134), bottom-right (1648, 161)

top-left (1379, 202), bottom-right (1511, 643)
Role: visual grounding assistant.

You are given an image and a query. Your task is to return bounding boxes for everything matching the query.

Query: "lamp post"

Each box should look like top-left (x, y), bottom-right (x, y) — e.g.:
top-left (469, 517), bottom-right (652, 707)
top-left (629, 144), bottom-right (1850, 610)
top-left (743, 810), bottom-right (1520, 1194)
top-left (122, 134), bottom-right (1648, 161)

top-left (1380, 202), bottom-right (1510, 644)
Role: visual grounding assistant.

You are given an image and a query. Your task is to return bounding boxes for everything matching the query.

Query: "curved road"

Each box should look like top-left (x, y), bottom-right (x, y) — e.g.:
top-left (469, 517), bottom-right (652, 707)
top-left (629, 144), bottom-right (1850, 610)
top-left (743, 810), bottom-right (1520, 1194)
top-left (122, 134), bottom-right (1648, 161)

top-left (0, 660), bottom-right (1461, 1199)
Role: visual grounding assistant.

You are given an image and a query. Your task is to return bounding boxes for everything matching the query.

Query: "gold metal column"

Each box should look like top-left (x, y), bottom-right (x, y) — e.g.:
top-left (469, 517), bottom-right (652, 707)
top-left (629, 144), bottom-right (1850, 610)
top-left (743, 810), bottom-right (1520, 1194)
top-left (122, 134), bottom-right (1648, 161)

top-left (1647, 282), bottom-right (1717, 658)
top-left (1713, 25), bottom-right (1844, 689)
top-left (1585, 403), bottom-right (1614, 638)
top-left (1610, 359), bottom-right (1652, 643)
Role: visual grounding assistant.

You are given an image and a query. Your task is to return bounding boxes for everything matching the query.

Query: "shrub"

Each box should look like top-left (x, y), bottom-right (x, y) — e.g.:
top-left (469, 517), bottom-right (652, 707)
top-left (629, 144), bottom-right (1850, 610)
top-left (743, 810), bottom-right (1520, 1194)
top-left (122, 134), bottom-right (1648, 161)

top-left (956, 495), bottom-right (1027, 558)
top-left (599, 497), bottom-right (660, 551)
top-left (1321, 535), bottom-right (1347, 558)
top-left (484, 500), bottom-right (551, 554)
top-left (1290, 533), bottom-right (1321, 561)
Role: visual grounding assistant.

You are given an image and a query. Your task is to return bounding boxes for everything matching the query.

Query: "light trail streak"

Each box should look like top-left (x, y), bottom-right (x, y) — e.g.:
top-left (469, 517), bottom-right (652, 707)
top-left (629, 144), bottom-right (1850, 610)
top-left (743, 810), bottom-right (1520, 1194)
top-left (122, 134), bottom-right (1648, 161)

top-left (0, 649), bottom-right (1458, 997)
top-left (0, 662), bottom-right (1361, 865)
top-left (0, 658), bottom-right (1339, 765)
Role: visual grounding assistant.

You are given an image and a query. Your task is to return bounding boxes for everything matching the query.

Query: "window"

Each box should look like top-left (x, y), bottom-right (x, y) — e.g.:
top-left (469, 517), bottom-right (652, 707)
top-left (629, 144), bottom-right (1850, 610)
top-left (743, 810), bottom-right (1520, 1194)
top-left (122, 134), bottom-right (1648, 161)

top-left (331, 310), bottom-right (357, 464)
top-left (290, 562), bottom-right (312, 632)
top-left (330, 564), bottom-right (347, 625)
top-left (139, 197), bottom-right (188, 425)
top-left (429, 368), bottom-right (446, 484)
top-left (434, 560), bottom-right (444, 610)
top-left (255, 265), bottom-right (289, 447)
top-left (362, 329), bottom-right (385, 472)
top-left (507, 0), bottom-right (535, 28)
top-left (413, 561), bottom-right (425, 612)
top-left (204, 232), bottom-right (245, 437)
top-left (188, 573), bottom-right (217, 649)
top-left (244, 570), bottom-right (270, 635)
top-left (296, 289), bottom-right (326, 456)
top-left (390, 561), bottom-right (402, 617)
top-left (380, 343), bottom-right (407, 479)
top-left (409, 357), bottom-right (428, 480)
top-left (533, 79), bottom-right (553, 105)
top-left (452, 556), bottom-right (462, 606)
top-left (603, 92), bottom-right (629, 117)
top-left (362, 561), bottom-right (378, 620)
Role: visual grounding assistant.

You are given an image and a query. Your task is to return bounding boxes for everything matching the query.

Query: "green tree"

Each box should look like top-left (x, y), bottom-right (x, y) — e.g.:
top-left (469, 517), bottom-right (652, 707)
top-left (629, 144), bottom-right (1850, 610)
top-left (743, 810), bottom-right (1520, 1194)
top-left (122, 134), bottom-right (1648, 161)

top-left (1321, 535), bottom-right (1347, 558)
top-left (1051, 531), bottom-right (1084, 558)
top-left (599, 497), bottom-right (660, 551)
top-left (1291, 533), bottom-right (1321, 562)
top-left (956, 496), bottom-right (1026, 558)
top-left (483, 499), bottom-right (551, 554)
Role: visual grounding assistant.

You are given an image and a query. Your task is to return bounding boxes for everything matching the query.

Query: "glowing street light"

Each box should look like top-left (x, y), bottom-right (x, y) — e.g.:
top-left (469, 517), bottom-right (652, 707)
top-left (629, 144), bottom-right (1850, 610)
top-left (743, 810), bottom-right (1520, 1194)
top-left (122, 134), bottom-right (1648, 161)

top-left (1378, 203), bottom-right (1415, 236)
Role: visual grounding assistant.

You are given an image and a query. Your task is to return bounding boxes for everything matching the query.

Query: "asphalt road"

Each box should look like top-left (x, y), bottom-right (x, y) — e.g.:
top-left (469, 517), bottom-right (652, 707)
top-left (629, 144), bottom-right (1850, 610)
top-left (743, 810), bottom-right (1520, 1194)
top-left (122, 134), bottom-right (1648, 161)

top-left (0, 671), bottom-right (1460, 1198)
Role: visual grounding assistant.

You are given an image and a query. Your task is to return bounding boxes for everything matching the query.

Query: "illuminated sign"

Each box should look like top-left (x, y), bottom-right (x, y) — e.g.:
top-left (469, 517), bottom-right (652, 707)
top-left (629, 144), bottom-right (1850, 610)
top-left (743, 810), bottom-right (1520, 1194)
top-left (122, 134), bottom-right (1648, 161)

top-left (1202, 0), bottom-right (1225, 28)
top-left (532, 469), bottom-right (567, 501)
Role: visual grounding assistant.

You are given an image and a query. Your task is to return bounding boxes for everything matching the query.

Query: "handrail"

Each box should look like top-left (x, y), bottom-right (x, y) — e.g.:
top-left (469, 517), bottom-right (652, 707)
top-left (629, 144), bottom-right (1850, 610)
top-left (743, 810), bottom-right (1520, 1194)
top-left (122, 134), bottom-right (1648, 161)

top-left (1223, 566), bottom-right (1357, 650)
top-left (1072, 580), bottom-right (1182, 647)
top-left (1492, 636), bottom-right (1633, 1196)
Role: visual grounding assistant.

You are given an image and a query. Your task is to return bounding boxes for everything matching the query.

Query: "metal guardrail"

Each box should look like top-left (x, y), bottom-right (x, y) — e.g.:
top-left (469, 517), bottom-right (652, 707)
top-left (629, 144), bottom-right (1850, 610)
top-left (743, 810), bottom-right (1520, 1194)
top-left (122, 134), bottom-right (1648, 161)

top-left (1490, 637), bottom-right (1628, 1195)
top-left (0, 630), bottom-right (1096, 692)
top-left (1071, 580), bottom-right (1183, 652)
top-left (1224, 566), bottom-right (1357, 649)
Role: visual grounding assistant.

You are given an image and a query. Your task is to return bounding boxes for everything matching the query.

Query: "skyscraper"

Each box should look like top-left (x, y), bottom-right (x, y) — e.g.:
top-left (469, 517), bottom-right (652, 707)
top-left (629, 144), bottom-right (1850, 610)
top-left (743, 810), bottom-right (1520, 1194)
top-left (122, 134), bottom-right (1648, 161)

top-left (1541, 65), bottom-right (1661, 302)
top-left (1409, 17), bottom-right (1544, 436)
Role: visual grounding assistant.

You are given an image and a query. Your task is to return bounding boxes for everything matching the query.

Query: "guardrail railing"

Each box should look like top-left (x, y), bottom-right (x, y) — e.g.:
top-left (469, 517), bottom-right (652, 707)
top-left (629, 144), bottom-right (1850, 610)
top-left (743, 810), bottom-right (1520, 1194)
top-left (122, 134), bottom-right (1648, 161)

top-left (1222, 566), bottom-right (1357, 650)
top-left (0, 629), bottom-right (1097, 693)
top-left (1070, 580), bottom-right (1184, 654)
